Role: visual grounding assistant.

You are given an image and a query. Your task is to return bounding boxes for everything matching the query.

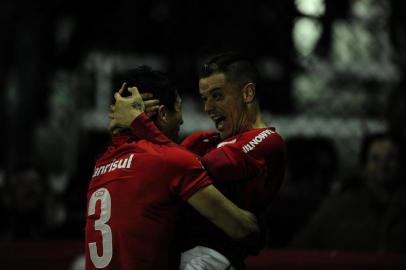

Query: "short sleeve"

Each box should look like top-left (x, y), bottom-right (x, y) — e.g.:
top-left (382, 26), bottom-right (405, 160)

top-left (202, 128), bottom-right (286, 183)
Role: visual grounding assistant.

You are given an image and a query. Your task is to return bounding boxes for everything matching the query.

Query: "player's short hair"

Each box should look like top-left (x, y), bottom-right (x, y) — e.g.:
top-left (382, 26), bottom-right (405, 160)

top-left (116, 66), bottom-right (179, 113)
top-left (199, 52), bottom-right (259, 90)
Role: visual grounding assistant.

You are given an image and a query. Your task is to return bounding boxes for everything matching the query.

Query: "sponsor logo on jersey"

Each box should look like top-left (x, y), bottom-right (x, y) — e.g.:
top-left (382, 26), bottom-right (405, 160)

top-left (242, 129), bottom-right (274, 153)
top-left (92, 154), bottom-right (134, 178)
top-left (217, 139), bottom-right (237, 148)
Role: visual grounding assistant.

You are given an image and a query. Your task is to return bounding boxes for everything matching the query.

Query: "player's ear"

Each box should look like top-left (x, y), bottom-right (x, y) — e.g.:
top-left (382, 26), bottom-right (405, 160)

top-left (157, 105), bottom-right (168, 122)
top-left (242, 83), bottom-right (256, 104)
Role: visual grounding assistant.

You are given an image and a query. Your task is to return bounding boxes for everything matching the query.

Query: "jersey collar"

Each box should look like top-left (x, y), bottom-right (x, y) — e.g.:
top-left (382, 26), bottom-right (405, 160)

top-left (111, 132), bottom-right (139, 146)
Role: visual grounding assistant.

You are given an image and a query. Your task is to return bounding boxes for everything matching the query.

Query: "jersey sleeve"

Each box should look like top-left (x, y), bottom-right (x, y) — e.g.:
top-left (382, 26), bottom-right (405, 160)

top-left (130, 112), bottom-right (177, 146)
top-left (181, 131), bottom-right (219, 149)
top-left (164, 147), bottom-right (213, 201)
top-left (202, 128), bottom-right (286, 184)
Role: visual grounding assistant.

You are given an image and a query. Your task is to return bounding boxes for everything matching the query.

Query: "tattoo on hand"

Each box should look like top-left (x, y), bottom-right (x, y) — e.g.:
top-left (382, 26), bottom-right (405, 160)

top-left (131, 101), bottom-right (145, 111)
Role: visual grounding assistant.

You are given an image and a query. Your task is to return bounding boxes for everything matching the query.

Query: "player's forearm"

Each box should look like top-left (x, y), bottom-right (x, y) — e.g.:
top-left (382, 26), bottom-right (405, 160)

top-left (187, 185), bottom-right (259, 239)
top-left (223, 207), bottom-right (260, 240)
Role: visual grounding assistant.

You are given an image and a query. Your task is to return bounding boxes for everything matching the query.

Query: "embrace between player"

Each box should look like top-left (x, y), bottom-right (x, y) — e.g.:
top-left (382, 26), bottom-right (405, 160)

top-left (85, 53), bottom-right (286, 270)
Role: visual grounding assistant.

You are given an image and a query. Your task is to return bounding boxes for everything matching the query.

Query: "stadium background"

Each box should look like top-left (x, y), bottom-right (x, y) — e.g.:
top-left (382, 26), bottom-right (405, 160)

top-left (0, 0), bottom-right (405, 269)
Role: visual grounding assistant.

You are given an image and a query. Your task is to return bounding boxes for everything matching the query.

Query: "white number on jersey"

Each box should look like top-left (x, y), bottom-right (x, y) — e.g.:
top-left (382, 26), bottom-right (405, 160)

top-left (88, 188), bottom-right (113, 268)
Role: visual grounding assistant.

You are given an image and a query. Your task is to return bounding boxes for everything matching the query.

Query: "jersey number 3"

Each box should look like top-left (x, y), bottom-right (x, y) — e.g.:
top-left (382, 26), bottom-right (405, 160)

top-left (88, 188), bottom-right (113, 268)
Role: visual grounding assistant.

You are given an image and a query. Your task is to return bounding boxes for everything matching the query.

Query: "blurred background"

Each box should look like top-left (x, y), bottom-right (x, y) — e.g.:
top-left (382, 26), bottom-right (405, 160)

top-left (1, 0), bottom-right (406, 269)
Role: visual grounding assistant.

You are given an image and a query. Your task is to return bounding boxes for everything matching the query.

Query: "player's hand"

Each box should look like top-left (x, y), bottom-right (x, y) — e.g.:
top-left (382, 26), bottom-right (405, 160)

top-left (109, 83), bottom-right (145, 132)
top-left (139, 92), bottom-right (160, 117)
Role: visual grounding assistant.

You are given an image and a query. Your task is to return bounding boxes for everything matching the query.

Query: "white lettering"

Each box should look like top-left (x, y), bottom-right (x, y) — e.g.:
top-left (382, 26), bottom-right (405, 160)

top-left (127, 154), bottom-right (134, 168)
top-left (92, 167), bottom-right (96, 177)
top-left (92, 154), bottom-right (135, 178)
top-left (117, 159), bottom-right (127, 169)
top-left (110, 160), bottom-right (118, 171)
top-left (104, 164), bottom-right (111, 173)
top-left (98, 166), bottom-right (106, 176)
top-left (242, 129), bottom-right (274, 153)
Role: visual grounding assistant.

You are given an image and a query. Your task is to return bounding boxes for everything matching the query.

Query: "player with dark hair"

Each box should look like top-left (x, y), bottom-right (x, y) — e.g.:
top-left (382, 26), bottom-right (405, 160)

top-left (110, 53), bottom-right (286, 269)
top-left (113, 66), bottom-right (183, 141)
top-left (85, 66), bottom-right (259, 270)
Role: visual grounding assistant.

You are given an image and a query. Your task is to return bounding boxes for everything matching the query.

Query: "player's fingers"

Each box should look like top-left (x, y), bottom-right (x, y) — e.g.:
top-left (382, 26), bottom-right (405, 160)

top-left (118, 82), bottom-right (127, 95)
top-left (145, 105), bottom-right (160, 117)
top-left (110, 104), bottom-right (116, 112)
top-left (127, 86), bottom-right (142, 99)
top-left (109, 119), bottom-right (116, 131)
top-left (141, 92), bottom-right (153, 100)
top-left (144, 99), bottom-right (160, 107)
top-left (109, 111), bottom-right (119, 119)
top-left (110, 125), bottom-right (121, 135)
top-left (114, 92), bottom-right (123, 102)
top-left (145, 105), bottom-right (160, 113)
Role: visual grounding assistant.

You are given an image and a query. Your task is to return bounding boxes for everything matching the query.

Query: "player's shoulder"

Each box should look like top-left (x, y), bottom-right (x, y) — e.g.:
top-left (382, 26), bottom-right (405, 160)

top-left (237, 127), bottom-right (283, 143)
top-left (231, 127), bottom-right (284, 154)
top-left (161, 144), bottom-right (203, 169)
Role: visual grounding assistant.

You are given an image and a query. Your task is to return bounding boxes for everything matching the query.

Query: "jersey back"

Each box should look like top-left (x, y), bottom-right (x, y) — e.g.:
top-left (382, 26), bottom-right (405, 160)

top-left (85, 138), bottom-right (211, 270)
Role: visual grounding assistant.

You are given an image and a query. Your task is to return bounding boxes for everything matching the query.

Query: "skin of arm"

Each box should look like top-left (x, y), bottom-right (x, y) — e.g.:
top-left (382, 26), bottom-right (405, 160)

top-left (187, 184), bottom-right (259, 240)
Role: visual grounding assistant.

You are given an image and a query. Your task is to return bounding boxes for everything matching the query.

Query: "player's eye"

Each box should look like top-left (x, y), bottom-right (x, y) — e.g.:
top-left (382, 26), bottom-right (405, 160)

top-left (212, 92), bottom-right (223, 101)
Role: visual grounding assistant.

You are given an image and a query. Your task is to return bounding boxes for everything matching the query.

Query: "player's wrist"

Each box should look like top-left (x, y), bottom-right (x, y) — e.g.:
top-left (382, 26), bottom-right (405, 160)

top-left (128, 109), bottom-right (143, 125)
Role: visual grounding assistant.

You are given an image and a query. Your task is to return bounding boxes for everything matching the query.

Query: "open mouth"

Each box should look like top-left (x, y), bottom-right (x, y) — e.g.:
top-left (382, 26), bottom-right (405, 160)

top-left (213, 116), bottom-right (226, 131)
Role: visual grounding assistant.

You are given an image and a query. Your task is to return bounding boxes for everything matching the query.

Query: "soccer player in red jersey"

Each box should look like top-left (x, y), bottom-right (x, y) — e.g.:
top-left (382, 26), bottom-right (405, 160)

top-left (110, 53), bottom-right (286, 270)
top-left (85, 66), bottom-right (259, 270)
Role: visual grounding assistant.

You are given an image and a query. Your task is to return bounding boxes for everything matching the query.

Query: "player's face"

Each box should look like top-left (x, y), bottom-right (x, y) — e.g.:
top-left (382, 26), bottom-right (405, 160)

top-left (164, 95), bottom-right (183, 141)
top-left (199, 72), bottom-right (248, 139)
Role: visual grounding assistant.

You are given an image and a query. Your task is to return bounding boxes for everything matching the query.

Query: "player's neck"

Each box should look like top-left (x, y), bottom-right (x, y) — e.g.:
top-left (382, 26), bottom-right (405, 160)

top-left (235, 105), bottom-right (266, 136)
top-left (248, 103), bottom-right (267, 128)
top-left (253, 114), bottom-right (267, 128)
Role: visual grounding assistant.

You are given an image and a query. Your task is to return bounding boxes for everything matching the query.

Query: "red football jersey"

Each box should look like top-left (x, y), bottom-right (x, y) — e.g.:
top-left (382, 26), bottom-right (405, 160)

top-left (131, 113), bottom-right (285, 210)
top-left (130, 113), bottom-right (286, 269)
top-left (184, 128), bottom-right (286, 211)
top-left (85, 134), bottom-right (212, 270)
top-left (180, 128), bottom-right (286, 269)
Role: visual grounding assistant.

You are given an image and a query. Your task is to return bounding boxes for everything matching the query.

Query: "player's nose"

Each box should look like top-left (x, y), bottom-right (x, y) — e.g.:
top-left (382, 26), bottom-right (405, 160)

top-left (204, 99), bottom-right (215, 113)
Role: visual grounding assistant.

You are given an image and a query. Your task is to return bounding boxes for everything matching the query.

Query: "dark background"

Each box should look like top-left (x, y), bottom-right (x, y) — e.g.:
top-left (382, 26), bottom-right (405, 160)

top-left (0, 0), bottom-right (405, 263)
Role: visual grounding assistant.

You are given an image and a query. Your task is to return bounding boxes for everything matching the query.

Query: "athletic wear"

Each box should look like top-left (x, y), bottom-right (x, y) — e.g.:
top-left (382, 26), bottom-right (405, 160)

top-left (131, 113), bottom-right (286, 269)
top-left (85, 133), bottom-right (212, 270)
